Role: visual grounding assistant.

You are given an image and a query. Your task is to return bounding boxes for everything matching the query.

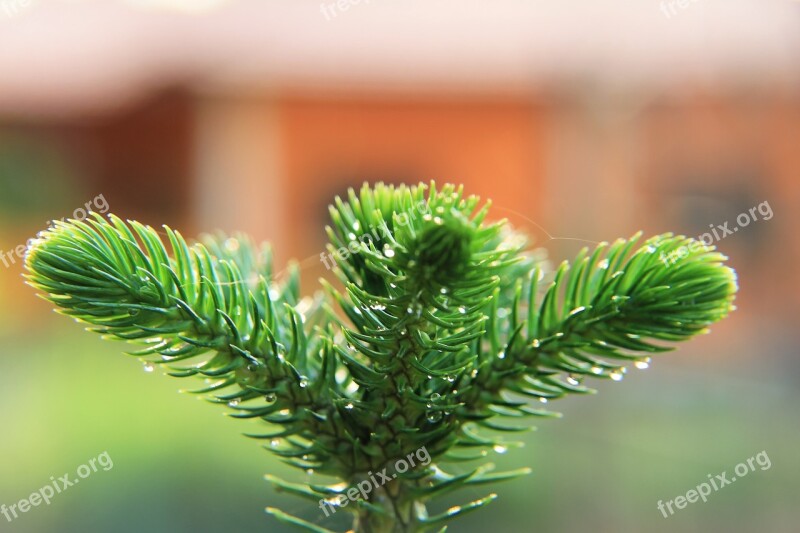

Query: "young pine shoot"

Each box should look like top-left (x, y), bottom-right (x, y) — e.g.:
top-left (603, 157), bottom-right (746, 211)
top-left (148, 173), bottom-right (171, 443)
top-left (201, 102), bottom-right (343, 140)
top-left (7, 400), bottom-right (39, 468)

top-left (25, 182), bottom-right (737, 532)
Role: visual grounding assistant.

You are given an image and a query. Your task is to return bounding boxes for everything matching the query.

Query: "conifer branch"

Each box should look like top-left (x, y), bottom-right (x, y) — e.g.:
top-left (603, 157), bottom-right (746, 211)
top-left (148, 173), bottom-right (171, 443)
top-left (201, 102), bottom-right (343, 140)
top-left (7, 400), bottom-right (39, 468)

top-left (24, 182), bottom-right (737, 532)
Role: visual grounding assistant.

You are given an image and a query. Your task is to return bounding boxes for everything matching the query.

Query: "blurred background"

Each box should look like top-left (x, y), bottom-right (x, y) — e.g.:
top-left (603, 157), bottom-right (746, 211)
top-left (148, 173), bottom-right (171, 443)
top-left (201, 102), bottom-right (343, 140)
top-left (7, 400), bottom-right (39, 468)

top-left (1, 1), bottom-right (798, 531)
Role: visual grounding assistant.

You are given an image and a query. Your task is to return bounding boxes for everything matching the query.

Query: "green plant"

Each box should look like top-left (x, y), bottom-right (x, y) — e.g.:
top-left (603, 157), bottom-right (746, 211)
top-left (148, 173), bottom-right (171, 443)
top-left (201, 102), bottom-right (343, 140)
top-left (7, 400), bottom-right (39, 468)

top-left (24, 182), bottom-right (737, 532)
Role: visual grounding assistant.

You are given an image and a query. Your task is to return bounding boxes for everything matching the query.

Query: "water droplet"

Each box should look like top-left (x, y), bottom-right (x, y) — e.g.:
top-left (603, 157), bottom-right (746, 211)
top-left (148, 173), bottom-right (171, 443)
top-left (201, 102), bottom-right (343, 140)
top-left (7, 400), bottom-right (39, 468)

top-left (634, 357), bottom-right (651, 370)
top-left (306, 469), bottom-right (314, 476)
top-left (426, 411), bottom-right (442, 423)
top-left (347, 232), bottom-right (357, 241)
top-left (299, 377), bottom-right (309, 388)
top-left (497, 351), bottom-right (506, 359)
top-left (590, 366), bottom-right (603, 375)
top-left (493, 444), bottom-right (508, 454)
top-left (471, 369), bottom-right (479, 378)
top-left (598, 259), bottom-right (610, 270)
top-left (353, 306), bottom-right (362, 315)
top-left (569, 306), bottom-right (586, 317)
top-left (270, 439), bottom-right (280, 447)
top-left (264, 393), bottom-right (277, 403)
top-left (423, 213), bottom-right (433, 222)
top-left (566, 374), bottom-right (580, 386)
top-left (389, 282), bottom-right (397, 289)
top-left (344, 402), bottom-right (354, 410)
top-left (445, 375), bottom-right (455, 383)
top-left (531, 339), bottom-right (541, 348)
top-left (228, 399), bottom-right (240, 407)
top-left (302, 455), bottom-right (309, 461)
top-left (433, 216), bottom-right (444, 225)
top-left (458, 306), bottom-right (467, 314)
top-left (539, 397), bottom-right (548, 404)
top-left (447, 505), bottom-right (462, 515)
top-left (324, 496), bottom-right (340, 507)
top-left (646, 245), bottom-right (657, 253)
top-left (610, 371), bottom-right (624, 382)
top-left (440, 287), bottom-right (449, 294)
top-left (352, 221), bottom-right (361, 231)
top-left (278, 409), bottom-right (290, 416)
top-left (431, 393), bottom-right (441, 401)
top-left (383, 245), bottom-right (395, 258)
top-left (143, 362), bottom-right (155, 373)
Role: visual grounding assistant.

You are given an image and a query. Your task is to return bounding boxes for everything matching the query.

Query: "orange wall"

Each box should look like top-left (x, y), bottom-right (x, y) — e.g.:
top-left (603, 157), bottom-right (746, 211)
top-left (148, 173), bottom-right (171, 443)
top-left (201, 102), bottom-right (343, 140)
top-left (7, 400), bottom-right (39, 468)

top-left (640, 91), bottom-right (800, 313)
top-left (277, 96), bottom-right (545, 268)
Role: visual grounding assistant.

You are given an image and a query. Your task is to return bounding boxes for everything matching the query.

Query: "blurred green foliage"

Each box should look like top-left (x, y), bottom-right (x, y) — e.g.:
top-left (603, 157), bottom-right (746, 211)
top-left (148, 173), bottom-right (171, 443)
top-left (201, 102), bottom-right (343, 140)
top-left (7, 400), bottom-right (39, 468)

top-left (0, 318), bottom-right (796, 532)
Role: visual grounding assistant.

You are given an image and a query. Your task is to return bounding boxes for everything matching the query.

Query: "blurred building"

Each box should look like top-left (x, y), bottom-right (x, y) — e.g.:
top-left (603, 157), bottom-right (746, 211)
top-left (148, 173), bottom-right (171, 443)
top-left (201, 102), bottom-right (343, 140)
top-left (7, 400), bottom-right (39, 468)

top-left (0, 0), bottom-right (798, 322)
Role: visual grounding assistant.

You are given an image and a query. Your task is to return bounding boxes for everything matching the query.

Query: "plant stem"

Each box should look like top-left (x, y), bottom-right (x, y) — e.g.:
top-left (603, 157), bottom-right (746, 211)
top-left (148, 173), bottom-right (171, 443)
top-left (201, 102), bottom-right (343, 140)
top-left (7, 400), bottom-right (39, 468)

top-left (352, 480), bottom-right (422, 533)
